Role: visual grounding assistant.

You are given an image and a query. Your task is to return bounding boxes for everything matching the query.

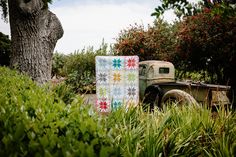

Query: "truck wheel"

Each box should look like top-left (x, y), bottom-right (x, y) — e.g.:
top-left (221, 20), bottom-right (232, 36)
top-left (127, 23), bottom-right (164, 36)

top-left (161, 89), bottom-right (198, 108)
top-left (143, 89), bottom-right (162, 112)
top-left (143, 91), bottom-right (157, 112)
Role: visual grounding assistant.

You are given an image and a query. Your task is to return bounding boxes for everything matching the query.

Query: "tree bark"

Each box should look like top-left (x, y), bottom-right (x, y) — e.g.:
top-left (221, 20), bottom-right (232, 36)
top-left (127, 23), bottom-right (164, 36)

top-left (8, 0), bottom-right (63, 84)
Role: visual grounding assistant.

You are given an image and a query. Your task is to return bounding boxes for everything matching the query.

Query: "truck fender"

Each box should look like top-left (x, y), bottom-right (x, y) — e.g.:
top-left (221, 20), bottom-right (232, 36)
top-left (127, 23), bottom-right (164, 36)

top-left (143, 86), bottom-right (163, 109)
top-left (161, 89), bottom-right (199, 107)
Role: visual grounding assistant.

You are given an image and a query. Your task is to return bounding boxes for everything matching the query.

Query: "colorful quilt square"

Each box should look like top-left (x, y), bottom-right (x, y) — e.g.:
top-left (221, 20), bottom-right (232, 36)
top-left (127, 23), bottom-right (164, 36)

top-left (110, 85), bottom-right (124, 99)
top-left (97, 85), bottom-right (110, 99)
top-left (111, 99), bottom-right (123, 110)
top-left (96, 71), bottom-right (109, 85)
top-left (110, 70), bottom-right (125, 85)
top-left (96, 98), bottom-right (111, 113)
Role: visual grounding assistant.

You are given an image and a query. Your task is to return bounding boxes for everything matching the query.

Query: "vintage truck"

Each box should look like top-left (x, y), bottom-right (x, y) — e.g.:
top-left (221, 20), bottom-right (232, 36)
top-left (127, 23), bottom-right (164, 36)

top-left (139, 60), bottom-right (231, 109)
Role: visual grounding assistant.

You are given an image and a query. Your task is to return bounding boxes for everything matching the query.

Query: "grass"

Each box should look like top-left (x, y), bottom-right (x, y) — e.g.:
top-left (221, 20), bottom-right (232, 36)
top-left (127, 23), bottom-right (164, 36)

top-left (105, 105), bottom-right (236, 157)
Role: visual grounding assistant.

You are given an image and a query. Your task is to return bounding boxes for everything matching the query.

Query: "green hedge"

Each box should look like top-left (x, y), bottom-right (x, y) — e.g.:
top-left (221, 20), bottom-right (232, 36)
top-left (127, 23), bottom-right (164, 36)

top-left (53, 45), bottom-right (110, 94)
top-left (0, 67), bottom-right (117, 156)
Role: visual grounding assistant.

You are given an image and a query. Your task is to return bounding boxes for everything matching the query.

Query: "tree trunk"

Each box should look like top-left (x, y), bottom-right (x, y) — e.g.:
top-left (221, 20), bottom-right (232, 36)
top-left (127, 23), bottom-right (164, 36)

top-left (8, 0), bottom-right (63, 84)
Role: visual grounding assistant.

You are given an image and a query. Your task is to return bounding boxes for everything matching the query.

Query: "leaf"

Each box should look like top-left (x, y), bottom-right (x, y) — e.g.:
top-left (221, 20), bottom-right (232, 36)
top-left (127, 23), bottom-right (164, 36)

top-left (40, 135), bottom-right (49, 148)
top-left (99, 146), bottom-right (113, 157)
top-left (14, 122), bottom-right (25, 141)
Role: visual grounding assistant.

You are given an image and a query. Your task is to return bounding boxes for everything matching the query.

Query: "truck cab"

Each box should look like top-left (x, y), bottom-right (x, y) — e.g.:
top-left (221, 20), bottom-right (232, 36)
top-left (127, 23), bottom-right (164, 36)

top-left (139, 60), bottom-right (175, 99)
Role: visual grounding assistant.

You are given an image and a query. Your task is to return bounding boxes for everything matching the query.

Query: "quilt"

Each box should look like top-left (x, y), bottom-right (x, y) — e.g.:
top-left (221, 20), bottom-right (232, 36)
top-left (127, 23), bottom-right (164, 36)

top-left (95, 56), bottom-right (139, 113)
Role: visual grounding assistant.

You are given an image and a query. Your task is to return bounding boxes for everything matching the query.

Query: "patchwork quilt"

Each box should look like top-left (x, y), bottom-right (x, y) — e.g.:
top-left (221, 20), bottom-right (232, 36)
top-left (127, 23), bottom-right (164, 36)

top-left (95, 56), bottom-right (139, 113)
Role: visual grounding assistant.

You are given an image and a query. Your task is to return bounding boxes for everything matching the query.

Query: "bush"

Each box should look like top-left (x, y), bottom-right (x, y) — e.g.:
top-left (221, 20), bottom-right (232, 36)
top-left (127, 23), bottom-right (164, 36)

top-left (114, 19), bottom-right (176, 61)
top-left (0, 67), bottom-right (117, 156)
top-left (50, 82), bottom-right (76, 105)
top-left (52, 52), bottom-right (67, 77)
top-left (175, 70), bottom-right (213, 83)
top-left (54, 44), bottom-right (110, 94)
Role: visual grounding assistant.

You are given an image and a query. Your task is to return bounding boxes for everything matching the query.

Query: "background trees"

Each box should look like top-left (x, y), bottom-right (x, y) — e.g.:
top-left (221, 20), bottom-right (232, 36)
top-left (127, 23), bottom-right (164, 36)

top-left (114, 19), bottom-right (176, 61)
top-left (114, 0), bottom-right (236, 104)
top-left (174, 7), bottom-right (236, 85)
top-left (0, 32), bottom-right (10, 66)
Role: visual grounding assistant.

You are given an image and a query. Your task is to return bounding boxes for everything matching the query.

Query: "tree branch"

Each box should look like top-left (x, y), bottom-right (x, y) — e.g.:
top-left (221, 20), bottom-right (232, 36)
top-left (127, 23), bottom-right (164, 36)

top-left (47, 11), bottom-right (64, 49)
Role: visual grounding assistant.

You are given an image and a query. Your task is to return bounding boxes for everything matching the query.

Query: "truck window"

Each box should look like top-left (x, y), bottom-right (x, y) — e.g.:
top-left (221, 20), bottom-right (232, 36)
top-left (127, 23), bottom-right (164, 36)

top-left (139, 65), bottom-right (147, 76)
top-left (148, 66), bottom-right (154, 78)
top-left (159, 67), bottom-right (169, 74)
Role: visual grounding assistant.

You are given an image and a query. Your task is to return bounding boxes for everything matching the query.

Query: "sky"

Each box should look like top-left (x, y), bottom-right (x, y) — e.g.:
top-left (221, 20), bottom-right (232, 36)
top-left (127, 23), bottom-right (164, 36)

top-left (0, 0), bottom-right (177, 54)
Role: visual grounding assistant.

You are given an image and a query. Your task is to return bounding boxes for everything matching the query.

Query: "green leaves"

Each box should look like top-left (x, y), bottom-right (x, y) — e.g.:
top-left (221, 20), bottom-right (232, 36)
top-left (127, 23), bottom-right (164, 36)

top-left (0, 0), bottom-right (8, 21)
top-left (151, 0), bottom-right (198, 18)
top-left (0, 32), bottom-right (10, 66)
top-left (0, 67), bottom-right (236, 156)
top-left (0, 66), bottom-right (117, 156)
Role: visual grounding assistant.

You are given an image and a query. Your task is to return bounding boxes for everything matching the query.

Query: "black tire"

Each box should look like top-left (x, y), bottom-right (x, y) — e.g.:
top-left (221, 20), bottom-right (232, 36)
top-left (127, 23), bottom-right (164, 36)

top-left (161, 89), bottom-right (198, 108)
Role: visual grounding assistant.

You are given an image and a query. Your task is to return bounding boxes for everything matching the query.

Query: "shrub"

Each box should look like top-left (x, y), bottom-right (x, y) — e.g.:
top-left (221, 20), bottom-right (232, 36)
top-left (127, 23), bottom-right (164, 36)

top-left (175, 69), bottom-right (213, 83)
top-left (0, 67), bottom-right (117, 156)
top-left (50, 82), bottom-right (76, 105)
top-left (114, 19), bottom-right (176, 61)
top-left (52, 52), bottom-right (67, 77)
top-left (61, 44), bottom-right (110, 94)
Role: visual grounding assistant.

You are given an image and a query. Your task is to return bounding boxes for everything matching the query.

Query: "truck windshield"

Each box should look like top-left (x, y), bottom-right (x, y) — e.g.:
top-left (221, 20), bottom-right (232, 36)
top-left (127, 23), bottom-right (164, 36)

top-left (159, 67), bottom-right (169, 74)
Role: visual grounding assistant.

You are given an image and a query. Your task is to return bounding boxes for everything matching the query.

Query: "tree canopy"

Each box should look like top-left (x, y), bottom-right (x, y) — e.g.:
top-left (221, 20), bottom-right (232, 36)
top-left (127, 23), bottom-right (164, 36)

top-left (114, 19), bottom-right (177, 61)
top-left (0, 32), bottom-right (10, 66)
top-left (151, 0), bottom-right (236, 19)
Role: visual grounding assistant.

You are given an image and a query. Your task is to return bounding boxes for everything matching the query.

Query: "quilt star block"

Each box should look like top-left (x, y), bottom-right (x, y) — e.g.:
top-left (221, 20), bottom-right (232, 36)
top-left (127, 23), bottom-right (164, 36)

top-left (96, 56), bottom-right (139, 113)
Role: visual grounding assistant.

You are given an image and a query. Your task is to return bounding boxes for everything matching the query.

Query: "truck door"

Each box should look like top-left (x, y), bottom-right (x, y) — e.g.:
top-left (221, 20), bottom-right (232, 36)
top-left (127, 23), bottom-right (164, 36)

top-left (139, 64), bottom-right (147, 99)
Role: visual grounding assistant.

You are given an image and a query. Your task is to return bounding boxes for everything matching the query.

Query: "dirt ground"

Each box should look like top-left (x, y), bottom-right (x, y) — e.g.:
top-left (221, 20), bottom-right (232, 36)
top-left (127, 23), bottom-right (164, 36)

top-left (83, 94), bottom-right (96, 105)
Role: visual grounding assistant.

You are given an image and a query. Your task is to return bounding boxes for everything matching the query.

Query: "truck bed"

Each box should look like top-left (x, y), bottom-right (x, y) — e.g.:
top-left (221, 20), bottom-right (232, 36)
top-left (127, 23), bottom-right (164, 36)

top-left (155, 81), bottom-right (231, 106)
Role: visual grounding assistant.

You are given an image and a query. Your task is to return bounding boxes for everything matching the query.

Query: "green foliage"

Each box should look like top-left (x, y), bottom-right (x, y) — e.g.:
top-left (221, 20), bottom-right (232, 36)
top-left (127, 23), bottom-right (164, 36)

top-left (114, 19), bottom-right (176, 61)
top-left (0, 67), bottom-right (117, 156)
top-left (176, 70), bottom-right (214, 83)
top-left (52, 52), bottom-right (67, 77)
top-left (53, 44), bottom-right (110, 94)
top-left (50, 82), bottom-right (76, 105)
top-left (42, 0), bottom-right (53, 9)
top-left (173, 6), bottom-right (236, 85)
top-left (151, 0), bottom-right (200, 19)
top-left (151, 0), bottom-right (236, 19)
top-left (106, 105), bottom-right (236, 156)
top-left (0, 0), bottom-right (8, 20)
top-left (1, 67), bottom-right (236, 156)
top-left (0, 32), bottom-right (10, 66)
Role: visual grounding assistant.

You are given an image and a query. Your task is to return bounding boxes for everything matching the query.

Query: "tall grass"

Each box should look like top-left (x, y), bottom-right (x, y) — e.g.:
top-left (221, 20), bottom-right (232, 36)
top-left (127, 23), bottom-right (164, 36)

top-left (105, 105), bottom-right (236, 157)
